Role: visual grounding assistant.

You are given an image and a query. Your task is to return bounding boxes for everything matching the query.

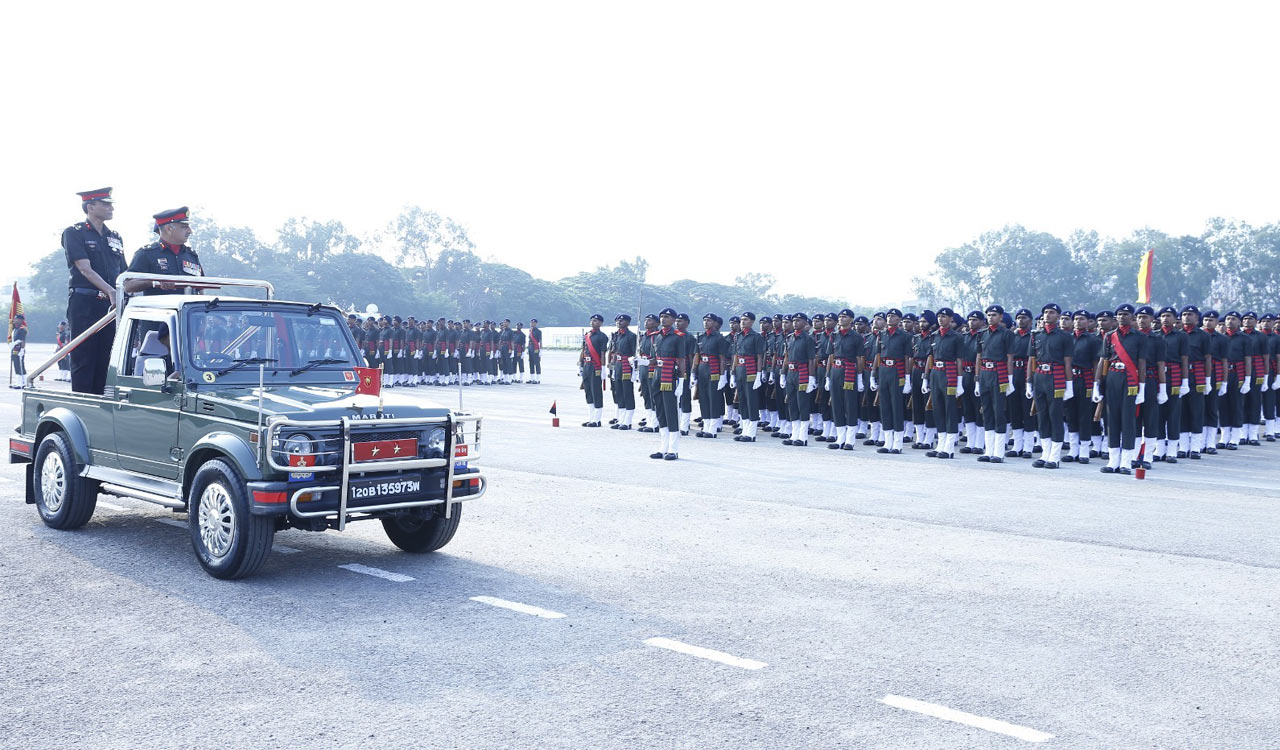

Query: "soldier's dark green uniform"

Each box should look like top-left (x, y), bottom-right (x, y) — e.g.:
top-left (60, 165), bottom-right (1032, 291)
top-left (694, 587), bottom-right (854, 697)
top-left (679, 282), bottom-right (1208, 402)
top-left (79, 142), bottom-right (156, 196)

top-left (827, 309), bottom-right (863, 450)
top-left (581, 314), bottom-right (608, 426)
top-left (695, 314), bottom-right (730, 436)
top-left (975, 305), bottom-right (1015, 462)
top-left (63, 188), bottom-right (127, 395)
top-left (874, 309), bottom-right (913, 453)
top-left (1099, 304), bottom-right (1145, 473)
top-left (910, 311), bottom-right (937, 448)
top-left (650, 308), bottom-right (686, 460)
top-left (1029, 303), bottom-right (1073, 468)
top-left (610, 315), bottom-right (638, 428)
top-left (783, 313), bottom-right (816, 446)
top-left (732, 312), bottom-right (766, 442)
top-left (927, 308), bottom-right (963, 458)
top-left (1156, 306), bottom-right (1188, 459)
top-left (1179, 306), bottom-right (1210, 457)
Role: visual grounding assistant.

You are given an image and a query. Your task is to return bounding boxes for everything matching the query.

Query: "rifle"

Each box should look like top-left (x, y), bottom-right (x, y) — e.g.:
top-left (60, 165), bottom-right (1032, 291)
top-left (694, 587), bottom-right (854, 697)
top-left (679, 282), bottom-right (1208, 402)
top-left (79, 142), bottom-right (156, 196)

top-left (1094, 358), bottom-right (1110, 421)
top-left (1027, 327), bottom-right (1038, 417)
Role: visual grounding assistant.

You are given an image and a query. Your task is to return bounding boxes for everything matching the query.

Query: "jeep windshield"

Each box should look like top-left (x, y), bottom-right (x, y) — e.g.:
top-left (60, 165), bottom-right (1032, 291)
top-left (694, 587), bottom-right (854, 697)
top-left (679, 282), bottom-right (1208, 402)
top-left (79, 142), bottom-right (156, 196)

top-left (185, 305), bottom-right (361, 378)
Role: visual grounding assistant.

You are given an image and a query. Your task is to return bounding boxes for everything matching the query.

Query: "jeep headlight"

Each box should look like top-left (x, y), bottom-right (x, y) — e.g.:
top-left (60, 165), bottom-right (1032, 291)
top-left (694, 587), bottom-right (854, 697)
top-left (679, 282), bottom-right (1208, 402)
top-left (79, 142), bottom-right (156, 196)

top-left (426, 427), bottom-right (446, 457)
top-left (283, 433), bottom-right (314, 458)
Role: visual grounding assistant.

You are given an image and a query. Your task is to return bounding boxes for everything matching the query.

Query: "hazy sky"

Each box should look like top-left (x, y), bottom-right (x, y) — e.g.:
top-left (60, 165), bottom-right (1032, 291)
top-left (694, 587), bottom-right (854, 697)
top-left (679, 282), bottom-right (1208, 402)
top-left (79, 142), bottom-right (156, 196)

top-left (4, 1), bottom-right (1278, 305)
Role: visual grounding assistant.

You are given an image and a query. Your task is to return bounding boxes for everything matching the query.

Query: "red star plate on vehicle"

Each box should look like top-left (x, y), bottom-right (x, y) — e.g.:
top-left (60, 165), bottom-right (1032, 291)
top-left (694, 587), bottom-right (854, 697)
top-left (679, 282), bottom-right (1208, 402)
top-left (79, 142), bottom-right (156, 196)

top-left (453, 444), bottom-right (469, 459)
top-left (352, 438), bottom-right (418, 462)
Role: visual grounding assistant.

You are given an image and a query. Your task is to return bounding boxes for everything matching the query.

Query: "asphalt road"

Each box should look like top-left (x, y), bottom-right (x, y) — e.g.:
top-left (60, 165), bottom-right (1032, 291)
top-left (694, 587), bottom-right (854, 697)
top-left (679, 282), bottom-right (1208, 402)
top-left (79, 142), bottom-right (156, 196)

top-left (2, 347), bottom-right (1277, 749)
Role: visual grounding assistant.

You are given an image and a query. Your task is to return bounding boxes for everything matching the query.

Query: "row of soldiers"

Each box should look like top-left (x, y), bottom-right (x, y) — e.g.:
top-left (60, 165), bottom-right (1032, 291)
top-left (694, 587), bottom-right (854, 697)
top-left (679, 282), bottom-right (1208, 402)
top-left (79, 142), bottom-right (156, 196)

top-left (346, 315), bottom-right (544, 387)
top-left (580, 305), bottom-right (1280, 469)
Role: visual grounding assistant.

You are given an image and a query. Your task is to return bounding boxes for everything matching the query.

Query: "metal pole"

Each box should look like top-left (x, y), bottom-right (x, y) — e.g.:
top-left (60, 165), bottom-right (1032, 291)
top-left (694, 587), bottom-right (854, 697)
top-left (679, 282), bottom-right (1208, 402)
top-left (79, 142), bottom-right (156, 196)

top-left (457, 362), bottom-right (463, 412)
top-left (25, 310), bottom-right (115, 386)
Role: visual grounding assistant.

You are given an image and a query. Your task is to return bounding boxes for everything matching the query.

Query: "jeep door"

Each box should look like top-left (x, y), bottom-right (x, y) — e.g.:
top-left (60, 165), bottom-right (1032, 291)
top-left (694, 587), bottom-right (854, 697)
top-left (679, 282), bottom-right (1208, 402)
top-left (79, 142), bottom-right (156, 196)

top-left (112, 311), bottom-right (182, 479)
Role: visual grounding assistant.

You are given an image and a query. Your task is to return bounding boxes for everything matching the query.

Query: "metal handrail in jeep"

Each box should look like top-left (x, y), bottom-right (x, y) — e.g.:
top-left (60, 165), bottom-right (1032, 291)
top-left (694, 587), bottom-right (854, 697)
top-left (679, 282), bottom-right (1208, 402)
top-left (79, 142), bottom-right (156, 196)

top-left (275, 414), bottom-right (483, 530)
top-left (23, 273), bottom-right (276, 385)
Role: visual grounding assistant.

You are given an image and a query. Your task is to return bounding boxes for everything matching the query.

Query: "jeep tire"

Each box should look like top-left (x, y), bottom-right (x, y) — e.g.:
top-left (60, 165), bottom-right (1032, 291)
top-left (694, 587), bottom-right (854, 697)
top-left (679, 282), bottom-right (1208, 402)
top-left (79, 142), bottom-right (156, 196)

top-left (33, 431), bottom-right (98, 530)
top-left (189, 459), bottom-right (274, 579)
top-left (381, 506), bottom-right (461, 553)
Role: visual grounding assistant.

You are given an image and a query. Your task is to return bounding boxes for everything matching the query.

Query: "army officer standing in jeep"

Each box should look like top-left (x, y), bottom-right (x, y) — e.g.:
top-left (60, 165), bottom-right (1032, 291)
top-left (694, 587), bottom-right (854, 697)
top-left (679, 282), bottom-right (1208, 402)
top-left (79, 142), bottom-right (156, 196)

top-left (124, 207), bottom-right (204, 295)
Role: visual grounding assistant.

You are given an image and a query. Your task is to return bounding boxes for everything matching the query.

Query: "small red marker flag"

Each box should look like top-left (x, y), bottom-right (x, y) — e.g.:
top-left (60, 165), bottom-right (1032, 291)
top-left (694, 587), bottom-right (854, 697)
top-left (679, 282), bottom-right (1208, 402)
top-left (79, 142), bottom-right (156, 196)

top-left (354, 366), bottom-right (381, 397)
top-left (549, 401), bottom-right (557, 415)
top-left (550, 400), bottom-right (559, 427)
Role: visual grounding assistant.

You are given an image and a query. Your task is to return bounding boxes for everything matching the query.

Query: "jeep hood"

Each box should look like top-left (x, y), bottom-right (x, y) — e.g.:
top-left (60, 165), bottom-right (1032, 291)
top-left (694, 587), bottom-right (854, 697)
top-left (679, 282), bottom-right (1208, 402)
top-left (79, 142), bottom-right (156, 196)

top-left (195, 385), bottom-right (452, 422)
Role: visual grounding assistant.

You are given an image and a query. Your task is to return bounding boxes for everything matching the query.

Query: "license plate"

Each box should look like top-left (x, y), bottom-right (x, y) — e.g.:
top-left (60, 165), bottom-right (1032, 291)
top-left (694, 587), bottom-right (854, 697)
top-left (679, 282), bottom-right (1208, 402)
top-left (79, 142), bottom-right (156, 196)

top-left (348, 474), bottom-right (422, 502)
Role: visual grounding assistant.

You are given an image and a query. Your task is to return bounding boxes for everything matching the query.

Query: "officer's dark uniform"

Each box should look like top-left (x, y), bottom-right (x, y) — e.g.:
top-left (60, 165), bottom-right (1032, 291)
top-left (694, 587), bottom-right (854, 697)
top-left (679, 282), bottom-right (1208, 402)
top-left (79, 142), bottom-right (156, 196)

top-left (1029, 304), bottom-right (1073, 467)
top-left (513, 327), bottom-right (527, 378)
top-left (1204, 313), bottom-right (1227, 450)
top-left (637, 316), bottom-right (658, 430)
top-left (1007, 311), bottom-right (1034, 456)
top-left (927, 309), bottom-right (963, 457)
top-left (875, 312), bottom-right (913, 451)
top-left (828, 311), bottom-right (862, 449)
top-left (958, 313), bottom-right (983, 440)
top-left (1101, 310), bottom-right (1145, 473)
top-left (859, 320), bottom-right (879, 432)
top-left (1222, 316), bottom-right (1248, 437)
top-left (1241, 314), bottom-right (1266, 440)
top-left (1179, 307), bottom-right (1210, 456)
top-left (975, 307), bottom-right (1015, 460)
top-left (528, 322), bottom-right (543, 379)
top-left (581, 315), bottom-right (607, 423)
top-left (1066, 315), bottom-right (1102, 462)
top-left (909, 313), bottom-right (936, 443)
top-left (127, 208), bottom-right (204, 296)
top-left (783, 313), bottom-right (816, 446)
top-left (1134, 309), bottom-right (1167, 463)
top-left (1156, 308), bottom-right (1188, 457)
top-left (694, 314), bottom-right (730, 436)
top-left (63, 188), bottom-right (127, 395)
top-left (610, 316), bottom-right (638, 426)
top-left (650, 309), bottom-right (686, 460)
top-left (10, 319), bottom-right (28, 380)
top-left (732, 313), bottom-right (766, 442)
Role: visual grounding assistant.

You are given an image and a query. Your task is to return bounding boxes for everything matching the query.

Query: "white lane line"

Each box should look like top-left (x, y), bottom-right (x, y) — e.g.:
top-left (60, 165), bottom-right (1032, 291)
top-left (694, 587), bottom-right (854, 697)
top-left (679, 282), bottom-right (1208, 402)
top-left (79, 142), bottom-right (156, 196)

top-left (338, 563), bottom-right (414, 582)
top-left (97, 500), bottom-right (127, 511)
top-left (274, 544), bottom-right (301, 555)
top-left (643, 637), bottom-right (767, 670)
top-left (155, 518), bottom-right (186, 529)
top-left (879, 694), bottom-right (1053, 743)
top-left (470, 596), bottom-right (566, 619)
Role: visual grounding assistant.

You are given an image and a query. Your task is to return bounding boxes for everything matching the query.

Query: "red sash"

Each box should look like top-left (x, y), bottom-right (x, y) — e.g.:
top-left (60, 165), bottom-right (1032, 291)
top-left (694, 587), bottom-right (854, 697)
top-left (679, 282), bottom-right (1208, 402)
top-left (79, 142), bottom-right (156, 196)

top-left (583, 332), bottom-right (602, 369)
top-left (1111, 331), bottom-right (1139, 394)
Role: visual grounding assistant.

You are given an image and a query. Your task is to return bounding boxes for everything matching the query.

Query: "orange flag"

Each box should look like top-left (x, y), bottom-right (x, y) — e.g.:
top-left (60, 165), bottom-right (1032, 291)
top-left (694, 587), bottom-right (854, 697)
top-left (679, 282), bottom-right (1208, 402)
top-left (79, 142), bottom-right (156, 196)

top-left (1137, 249), bottom-right (1154, 304)
top-left (7, 282), bottom-right (22, 344)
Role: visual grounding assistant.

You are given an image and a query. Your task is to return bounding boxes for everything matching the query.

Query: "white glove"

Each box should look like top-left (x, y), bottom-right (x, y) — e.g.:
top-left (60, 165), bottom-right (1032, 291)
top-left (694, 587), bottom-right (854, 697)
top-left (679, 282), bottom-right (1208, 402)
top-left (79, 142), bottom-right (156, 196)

top-left (902, 380), bottom-right (911, 395)
top-left (431, 352), bottom-right (437, 359)
top-left (806, 377), bottom-right (816, 393)
top-left (1157, 383), bottom-right (1168, 404)
top-left (466, 349), bottom-right (474, 358)
top-left (752, 375), bottom-right (762, 390)
top-left (1024, 382), bottom-right (1033, 400)
top-left (769, 371), bottom-right (776, 385)
top-left (825, 377), bottom-right (832, 391)
top-left (1262, 378), bottom-right (1270, 393)
top-left (1092, 384), bottom-right (1103, 403)
top-left (1217, 382), bottom-right (1227, 396)
top-left (1136, 383), bottom-right (1146, 405)
top-left (1064, 380), bottom-right (1074, 401)
top-left (974, 380), bottom-right (981, 397)
top-left (779, 374), bottom-right (786, 389)
top-left (921, 379), bottom-right (930, 395)
top-left (857, 373), bottom-right (865, 392)
top-left (1003, 382), bottom-right (1014, 396)
top-left (1178, 379), bottom-right (1188, 396)
top-left (717, 375), bottom-right (727, 391)
top-left (1202, 377), bottom-right (1210, 392)
top-left (955, 379), bottom-right (964, 398)
top-left (1241, 378), bottom-right (1251, 394)
top-left (1273, 374), bottom-right (1280, 390)
top-left (869, 375), bottom-right (879, 392)
top-left (453, 351), bottom-right (460, 358)
top-left (676, 378), bottom-right (686, 394)
top-left (730, 374), bottom-right (737, 389)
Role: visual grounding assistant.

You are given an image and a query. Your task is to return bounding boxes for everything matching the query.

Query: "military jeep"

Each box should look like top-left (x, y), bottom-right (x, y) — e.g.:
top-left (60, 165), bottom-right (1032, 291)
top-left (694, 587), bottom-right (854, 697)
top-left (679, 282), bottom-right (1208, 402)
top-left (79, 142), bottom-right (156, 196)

top-left (10, 274), bottom-right (485, 579)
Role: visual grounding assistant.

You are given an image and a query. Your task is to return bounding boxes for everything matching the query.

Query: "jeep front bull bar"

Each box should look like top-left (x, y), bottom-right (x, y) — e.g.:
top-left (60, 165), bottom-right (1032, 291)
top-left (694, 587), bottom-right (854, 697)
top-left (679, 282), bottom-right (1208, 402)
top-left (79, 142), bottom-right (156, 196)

top-left (275, 414), bottom-right (484, 530)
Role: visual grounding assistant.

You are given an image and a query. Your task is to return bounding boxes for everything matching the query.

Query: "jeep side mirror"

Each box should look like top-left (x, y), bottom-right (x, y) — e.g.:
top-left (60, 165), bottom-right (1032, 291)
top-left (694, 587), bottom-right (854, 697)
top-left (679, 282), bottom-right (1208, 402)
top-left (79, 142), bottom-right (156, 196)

top-left (141, 357), bottom-right (167, 388)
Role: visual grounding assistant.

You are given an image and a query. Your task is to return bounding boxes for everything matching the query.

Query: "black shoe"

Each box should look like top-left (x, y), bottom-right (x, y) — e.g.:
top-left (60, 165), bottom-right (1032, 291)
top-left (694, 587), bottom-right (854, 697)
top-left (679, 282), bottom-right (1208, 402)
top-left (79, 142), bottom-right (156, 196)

top-left (876, 440), bottom-right (886, 447)
top-left (1005, 450), bottom-right (1019, 458)
top-left (936, 452), bottom-right (953, 459)
top-left (877, 447), bottom-right (890, 454)
top-left (863, 439), bottom-right (877, 446)
top-left (638, 427), bottom-right (654, 433)
top-left (611, 424), bottom-right (621, 430)
top-left (1130, 460), bottom-right (1139, 468)
top-left (1117, 467), bottom-right (1132, 475)
top-left (1141, 461), bottom-right (1152, 469)
top-left (1216, 442), bottom-right (1226, 449)
top-left (1165, 456), bottom-right (1177, 464)
top-left (1267, 436), bottom-right (1277, 443)
top-left (736, 436), bottom-right (756, 443)
top-left (1089, 449), bottom-right (1101, 458)
top-left (977, 455), bottom-right (990, 462)
top-left (1077, 457), bottom-right (1090, 465)
top-left (791, 440), bottom-right (808, 447)
top-left (1249, 439), bottom-right (1261, 446)
top-left (828, 442), bottom-right (842, 449)
top-left (857, 433), bottom-right (868, 439)
top-left (1100, 466), bottom-right (1115, 473)
top-left (782, 439), bottom-right (795, 446)
top-left (1062, 454), bottom-right (1075, 463)
top-left (1189, 451), bottom-right (1201, 459)
top-left (681, 431), bottom-right (689, 437)
top-left (649, 451), bottom-right (664, 459)
top-left (1020, 451), bottom-right (1034, 459)
top-left (696, 431), bottom-right (711, 438)
top-left (1205, 447), bottom-right (1218, 455)
top-left (1045, 462), bottom-right (1059, 469)
top-left (1226, 443), bottom-right (1238, 450)
top-left (889, 448), bottom-right (901, 454)
top-left (618, 425), bottom-right (631, 431)
top-left (734, 429), bottom-right (743, 435)
top-left (609, 418), bottom-right (618, 425)
top-left (1176, 451), bottom-right (1188, 459)
top-left (664, 453), bottom-right (678, 461)
top-left (771, 432), bottom-right (786, 439)
top-left (841, 444), bottom-right (853, 451)
top-left (903, 435), bottom-right (913, 443)
top-left (990, 457), bottom-right (1004, 463)
top-left (1033, 459), bottom-right (1046, 468)
top-left (1033, 445), bottom-right (1043, 453)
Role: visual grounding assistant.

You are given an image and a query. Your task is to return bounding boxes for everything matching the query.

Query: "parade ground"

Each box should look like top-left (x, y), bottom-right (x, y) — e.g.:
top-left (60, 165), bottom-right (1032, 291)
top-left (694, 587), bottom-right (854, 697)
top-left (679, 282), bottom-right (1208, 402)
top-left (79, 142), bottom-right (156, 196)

top-left (2, 347), bottom-right (1277, 749)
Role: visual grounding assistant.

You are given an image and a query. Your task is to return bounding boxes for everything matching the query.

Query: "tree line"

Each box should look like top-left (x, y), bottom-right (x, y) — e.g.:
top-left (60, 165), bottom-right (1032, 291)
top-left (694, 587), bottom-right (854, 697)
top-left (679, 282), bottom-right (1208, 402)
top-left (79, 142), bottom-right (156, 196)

top-left (911, 220), bottom-right (1280, 314)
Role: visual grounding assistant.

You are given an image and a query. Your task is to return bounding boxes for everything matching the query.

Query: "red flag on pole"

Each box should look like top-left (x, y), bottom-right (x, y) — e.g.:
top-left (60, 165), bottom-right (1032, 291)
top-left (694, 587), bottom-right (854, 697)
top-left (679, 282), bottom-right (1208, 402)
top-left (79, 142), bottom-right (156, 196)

top-left (7, 283), bottom-right (23, 344)
top-left (354, 366), bottom-right (381, 397)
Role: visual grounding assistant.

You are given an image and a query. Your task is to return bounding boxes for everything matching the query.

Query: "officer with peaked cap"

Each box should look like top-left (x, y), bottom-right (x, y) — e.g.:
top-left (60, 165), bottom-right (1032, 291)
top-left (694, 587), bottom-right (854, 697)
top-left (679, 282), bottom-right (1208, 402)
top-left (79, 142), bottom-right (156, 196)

top-left (580, 314), bottom-right (608, 426)
top-left (125, 207), bottom-right (204, 295)
top-left (1133, 305), bottom-right (1166, 468)
top-left (62, 187), bottom-right (127, 394)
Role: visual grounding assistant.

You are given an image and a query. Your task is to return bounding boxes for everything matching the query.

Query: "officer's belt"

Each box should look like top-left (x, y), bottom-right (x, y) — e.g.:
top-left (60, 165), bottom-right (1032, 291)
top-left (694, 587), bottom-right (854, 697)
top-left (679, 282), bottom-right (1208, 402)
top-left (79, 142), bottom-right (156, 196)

top-left (70, 287), bottom-right (107, 299)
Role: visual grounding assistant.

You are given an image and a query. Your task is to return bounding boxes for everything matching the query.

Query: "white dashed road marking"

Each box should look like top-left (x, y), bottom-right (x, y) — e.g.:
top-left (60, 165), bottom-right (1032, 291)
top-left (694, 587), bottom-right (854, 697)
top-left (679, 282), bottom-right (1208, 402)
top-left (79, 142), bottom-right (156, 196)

top-left (155, 518), bottom-right (186, 529)
top-left (338, 563), bottom-right (415, 582)
top-left (643, 637), bottom-right (767, 670)
top-left (879, 694), bottom-right (1053, 743)
top-left (97, 500), bottom-right (127, 511)
top-left (470, 596), bottom-right (566, 618)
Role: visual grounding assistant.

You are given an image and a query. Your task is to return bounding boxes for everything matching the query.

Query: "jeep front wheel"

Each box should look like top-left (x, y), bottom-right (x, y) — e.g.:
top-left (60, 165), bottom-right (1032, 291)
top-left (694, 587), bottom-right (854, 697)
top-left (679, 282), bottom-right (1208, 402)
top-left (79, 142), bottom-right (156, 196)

top-left (188, 459), bottom-right (274, 579)
top-left (34, 431), bottom-right (98, 529)
top-left (381, 506), bottom-right (461, 553)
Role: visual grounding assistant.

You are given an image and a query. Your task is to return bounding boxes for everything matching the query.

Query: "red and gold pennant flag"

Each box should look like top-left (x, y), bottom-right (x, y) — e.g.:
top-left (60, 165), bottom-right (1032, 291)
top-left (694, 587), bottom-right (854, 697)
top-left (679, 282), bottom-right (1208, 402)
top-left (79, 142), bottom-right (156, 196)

top-left (354, 365), bottom-right (381, 397)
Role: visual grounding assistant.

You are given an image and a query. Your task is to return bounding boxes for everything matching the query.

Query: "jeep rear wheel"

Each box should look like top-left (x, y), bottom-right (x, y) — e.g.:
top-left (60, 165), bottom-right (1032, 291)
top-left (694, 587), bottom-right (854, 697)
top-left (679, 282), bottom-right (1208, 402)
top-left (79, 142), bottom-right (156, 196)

top-left (381, 506), bottom-right (461, 553)
top-left (34, 431), bottom-right (98, 529)
top-left (188, 459), bottom-right (274, 579)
